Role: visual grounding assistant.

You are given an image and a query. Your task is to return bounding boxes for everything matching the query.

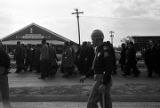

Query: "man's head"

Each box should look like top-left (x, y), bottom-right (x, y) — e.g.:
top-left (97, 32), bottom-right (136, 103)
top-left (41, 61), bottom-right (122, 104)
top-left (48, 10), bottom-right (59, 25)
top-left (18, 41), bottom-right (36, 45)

top-left (128, 41), bottom-right (134, 48)
top-left (17, 41), bottom-right (21, 46)
top-left (64, 41), bottom-right (70, 47)
top-left (42, 38), bottom-right (46, 45)
top-left (121, 43), bottom-right (126, 48)
top-left (91, 29), bottom-right (104, 46)
top-left (82, 41), bottom-right (87, 47)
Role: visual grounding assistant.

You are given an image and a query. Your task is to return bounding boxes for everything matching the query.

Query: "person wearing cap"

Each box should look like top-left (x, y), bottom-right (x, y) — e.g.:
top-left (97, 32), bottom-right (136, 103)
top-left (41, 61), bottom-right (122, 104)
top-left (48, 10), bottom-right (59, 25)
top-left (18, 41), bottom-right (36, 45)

top-left (123, 41), bottom-right (140, 77)
top-left (80, 29), bottom-right (113, 108)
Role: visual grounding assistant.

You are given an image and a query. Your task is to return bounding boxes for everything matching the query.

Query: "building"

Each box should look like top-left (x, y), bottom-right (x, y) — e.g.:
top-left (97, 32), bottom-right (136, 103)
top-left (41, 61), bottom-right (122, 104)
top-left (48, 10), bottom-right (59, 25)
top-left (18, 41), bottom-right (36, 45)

top-left (2, 23), bottom-right (76, 53)
top-left (2, 23), bottom-right (74, 45)
top-left (132, 36), bottom-right (160, 50)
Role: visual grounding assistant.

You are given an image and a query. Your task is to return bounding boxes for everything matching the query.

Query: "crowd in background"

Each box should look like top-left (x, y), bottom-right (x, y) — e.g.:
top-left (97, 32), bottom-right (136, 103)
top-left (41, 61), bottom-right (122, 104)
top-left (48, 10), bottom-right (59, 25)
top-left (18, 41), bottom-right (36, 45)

top-left (14, 39), bottom-right (58, 79)
top-left (12, 39), bottom-right (118, 79)
top-left (119, 40), bottom-right (160, 78)
top-left (143, 40), bottom-right (160, 77)
top-left (119, 41), bottom-right (140, 77)
top-left (5, 39), bottom-right (160, 79)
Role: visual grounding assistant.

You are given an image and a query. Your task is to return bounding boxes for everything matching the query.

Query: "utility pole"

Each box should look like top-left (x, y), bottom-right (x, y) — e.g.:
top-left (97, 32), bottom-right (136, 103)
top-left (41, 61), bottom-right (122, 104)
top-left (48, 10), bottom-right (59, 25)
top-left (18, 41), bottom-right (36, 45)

top-left (72, 8), bottom-right (83, 46)
top-left (109, 31), bottom-right (114, 45)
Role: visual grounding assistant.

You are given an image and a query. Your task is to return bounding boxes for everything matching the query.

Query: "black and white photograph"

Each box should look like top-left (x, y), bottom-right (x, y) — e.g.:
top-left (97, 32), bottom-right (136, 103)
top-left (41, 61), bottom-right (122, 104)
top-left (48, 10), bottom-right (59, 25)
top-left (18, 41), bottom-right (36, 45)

top-left (0, 0), bottom-right (160, 108)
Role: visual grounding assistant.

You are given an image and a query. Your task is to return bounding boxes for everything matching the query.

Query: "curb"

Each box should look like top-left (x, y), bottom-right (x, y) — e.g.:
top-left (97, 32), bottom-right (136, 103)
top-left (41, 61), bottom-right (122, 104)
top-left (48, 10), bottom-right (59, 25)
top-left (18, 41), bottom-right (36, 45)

top-left (6, 95), bottom-right (160, 102)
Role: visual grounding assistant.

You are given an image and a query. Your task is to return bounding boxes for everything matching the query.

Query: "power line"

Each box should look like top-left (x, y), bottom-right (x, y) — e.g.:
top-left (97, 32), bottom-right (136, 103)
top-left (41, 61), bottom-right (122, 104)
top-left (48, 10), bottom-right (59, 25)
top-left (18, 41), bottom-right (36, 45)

top-left (72, 8), bottom-right (84, 46)
top-left (109, 30), bottom-right (114, 45)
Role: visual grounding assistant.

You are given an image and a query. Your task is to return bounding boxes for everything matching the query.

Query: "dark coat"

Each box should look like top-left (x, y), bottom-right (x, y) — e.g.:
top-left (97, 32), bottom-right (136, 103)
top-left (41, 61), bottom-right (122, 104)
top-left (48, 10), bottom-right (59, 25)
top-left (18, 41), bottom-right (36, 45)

top-left (119, 48), bottom-right (126, 65)
top-left (62, 46), bottom-right (74, 68)
top-left (0, 48), bottom-right (10, 75)
top-left (94, 43), bottom-right (114, 85)
top-left (14, 45), bottom-right (25, 65)
top-left (126, 46), bottom-right (137, 64)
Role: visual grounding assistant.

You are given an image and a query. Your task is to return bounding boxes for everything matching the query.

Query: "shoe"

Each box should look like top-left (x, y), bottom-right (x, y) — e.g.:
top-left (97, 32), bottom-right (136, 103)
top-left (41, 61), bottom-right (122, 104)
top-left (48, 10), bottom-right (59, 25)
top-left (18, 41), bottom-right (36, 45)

top-left (133, 75), bottom-right (139, 77)
top-left (62, 74), bottom-right (70, 78)
top-left (147, 75), bottom-right (152, 78)
top-left (133, 71), bottom-right (140, 77)
top-left (29, 69), bottom-right (32, 72)
top-left (15, 71), bottom-right (20, 73)
top-left (112, 71), bottom-right (117, 75)
top-left (122, 73), bottom-right (129, 76)
top-left (38, 77), bottom-right (45, 79)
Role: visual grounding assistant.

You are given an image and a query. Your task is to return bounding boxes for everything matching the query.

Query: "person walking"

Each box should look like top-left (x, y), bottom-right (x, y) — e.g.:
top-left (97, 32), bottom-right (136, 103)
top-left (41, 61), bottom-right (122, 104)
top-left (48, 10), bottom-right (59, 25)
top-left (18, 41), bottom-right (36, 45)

top-left (80, 29), bottom-right (113, 108)
top-left (123, 42), bottom-right (140, 77)
top-left (78, 41), bottom-right (90, 75)
top-left (14, 41), bottom-right (25, 73)
top-left (48, 43), bottom-right (58, 78)
top-left (61, 42), bottom-right (74, 77)
top-left (119, 43), bottom-right (126, 72)
top-left (39, 38), bottom-right (49, 79)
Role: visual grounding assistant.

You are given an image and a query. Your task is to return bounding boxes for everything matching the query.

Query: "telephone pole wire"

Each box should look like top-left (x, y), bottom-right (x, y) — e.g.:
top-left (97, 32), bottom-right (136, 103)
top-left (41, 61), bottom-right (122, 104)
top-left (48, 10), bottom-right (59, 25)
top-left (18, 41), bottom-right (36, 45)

top-left (72, 8), bottom-right (83, 46)
top-left (109, 31), bottom-right (114, 46)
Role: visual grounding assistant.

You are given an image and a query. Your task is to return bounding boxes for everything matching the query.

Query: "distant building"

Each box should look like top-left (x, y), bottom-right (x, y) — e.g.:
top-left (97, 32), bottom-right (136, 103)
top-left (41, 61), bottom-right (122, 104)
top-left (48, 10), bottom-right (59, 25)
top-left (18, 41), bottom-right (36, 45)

top-left (1, 23), bottom-right (77, 53)
top-left (2, 23), bottom-right (74, 45)
top-left (132, 36), bottom-right (160, 50)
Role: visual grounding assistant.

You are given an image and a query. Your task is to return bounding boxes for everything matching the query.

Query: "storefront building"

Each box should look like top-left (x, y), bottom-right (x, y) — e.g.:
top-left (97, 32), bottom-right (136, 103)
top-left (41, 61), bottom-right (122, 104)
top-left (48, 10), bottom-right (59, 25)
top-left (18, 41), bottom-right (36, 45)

top-left (2, 23), bottom-right (75, 53)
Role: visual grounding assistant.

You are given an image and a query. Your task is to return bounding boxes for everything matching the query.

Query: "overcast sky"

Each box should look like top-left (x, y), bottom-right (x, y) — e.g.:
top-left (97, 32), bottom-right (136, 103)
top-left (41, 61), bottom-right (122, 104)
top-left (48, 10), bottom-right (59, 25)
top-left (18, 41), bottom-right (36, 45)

top-left (1, 0), bottom-right (160, 46)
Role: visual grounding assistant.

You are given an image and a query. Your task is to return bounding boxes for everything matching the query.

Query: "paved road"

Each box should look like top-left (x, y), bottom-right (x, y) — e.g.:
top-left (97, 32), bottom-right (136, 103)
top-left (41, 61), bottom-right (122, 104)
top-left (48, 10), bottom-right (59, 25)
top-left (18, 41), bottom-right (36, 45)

top-left (6, 63), bottom-right (160, 102)
top-left (1, 102), bottom-right (160, 108)
top-left (8, 67), bottom-right (160, 88)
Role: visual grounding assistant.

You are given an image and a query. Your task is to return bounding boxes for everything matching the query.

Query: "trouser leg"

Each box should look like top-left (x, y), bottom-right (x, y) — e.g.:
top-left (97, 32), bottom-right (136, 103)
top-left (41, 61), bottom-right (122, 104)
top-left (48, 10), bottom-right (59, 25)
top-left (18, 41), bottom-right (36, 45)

top-left (40, 60), bottom-right (49, 78)
top-left (0, 76), bottom-right (11, 107)
top-left (132, 64), bottom-right (140, 77)
top-left (146, 64), bottom-right (153, 77)
top-left (87, 81), bottom-right (101, 108)
top-left (124, 63), bottom-right (131, 75)
top-left (99, 82), bottom-right (112, 108)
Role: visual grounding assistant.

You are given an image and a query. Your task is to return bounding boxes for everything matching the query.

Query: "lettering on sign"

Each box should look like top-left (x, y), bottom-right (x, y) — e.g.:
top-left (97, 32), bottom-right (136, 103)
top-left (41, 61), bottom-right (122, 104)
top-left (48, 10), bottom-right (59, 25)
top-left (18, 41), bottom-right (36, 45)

top-left (22, 34), bottom-right (44, 39)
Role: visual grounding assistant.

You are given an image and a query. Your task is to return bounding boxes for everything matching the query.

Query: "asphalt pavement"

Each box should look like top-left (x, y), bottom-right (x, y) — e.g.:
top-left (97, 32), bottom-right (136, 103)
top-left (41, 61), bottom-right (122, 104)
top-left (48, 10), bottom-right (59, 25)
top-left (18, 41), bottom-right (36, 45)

top-left (4, 61), bottom-right (160, 102)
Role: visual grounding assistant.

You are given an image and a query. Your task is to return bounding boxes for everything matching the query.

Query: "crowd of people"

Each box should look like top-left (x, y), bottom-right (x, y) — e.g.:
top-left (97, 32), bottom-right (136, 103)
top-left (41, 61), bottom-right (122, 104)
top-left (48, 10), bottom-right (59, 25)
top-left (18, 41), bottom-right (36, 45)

top-left (11, 38), bottom-right (160, 79)
top-left (119, 40), bottom-right (160, 78)
top-left (14, 39), bottom-right (58, 79)
top-left (119, 41), bottom-right (141, 77)
top-left (143, 40), bottom-right (160, 77)
top-left (12, 38), bottom-right (117, 79)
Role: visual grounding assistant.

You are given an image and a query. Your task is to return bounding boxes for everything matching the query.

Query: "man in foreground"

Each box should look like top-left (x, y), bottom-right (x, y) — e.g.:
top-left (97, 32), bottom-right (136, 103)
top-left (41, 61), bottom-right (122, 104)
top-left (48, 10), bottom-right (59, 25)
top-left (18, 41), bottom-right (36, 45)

top-left (80, 29), bottom-right (113, 108)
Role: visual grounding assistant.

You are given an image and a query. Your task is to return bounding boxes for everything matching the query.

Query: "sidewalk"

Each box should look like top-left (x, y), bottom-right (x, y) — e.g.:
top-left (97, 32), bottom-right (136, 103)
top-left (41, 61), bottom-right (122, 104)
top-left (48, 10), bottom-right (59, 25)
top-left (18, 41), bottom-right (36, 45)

top-left (1, 102), bottom-right (160, 108)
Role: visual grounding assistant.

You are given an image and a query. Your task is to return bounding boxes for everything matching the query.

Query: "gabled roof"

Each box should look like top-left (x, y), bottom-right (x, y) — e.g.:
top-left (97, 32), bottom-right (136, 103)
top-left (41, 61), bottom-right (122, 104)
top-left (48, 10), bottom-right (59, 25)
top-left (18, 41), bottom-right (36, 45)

top-left (2, 23), bottom-right (71, 42)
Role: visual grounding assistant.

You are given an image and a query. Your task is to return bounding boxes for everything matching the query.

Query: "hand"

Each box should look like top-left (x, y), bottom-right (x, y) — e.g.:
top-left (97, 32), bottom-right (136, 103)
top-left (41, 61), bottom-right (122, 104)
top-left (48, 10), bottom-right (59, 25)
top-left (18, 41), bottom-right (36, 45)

top-left (94, 74), bottom-right (103, 81)
top-left (98, 84), bottom-right (106, 93)
top-left (80, 75), bottom-right (86, 83)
